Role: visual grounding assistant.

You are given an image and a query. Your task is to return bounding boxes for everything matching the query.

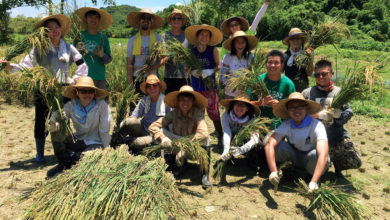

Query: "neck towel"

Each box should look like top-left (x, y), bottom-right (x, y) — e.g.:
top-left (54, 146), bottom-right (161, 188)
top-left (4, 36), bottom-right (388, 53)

top-left (229, 109), bottom-right (250, 124)
top-left (144, 93), bottom-right (166, 116)
top-left (290, 114), bottom-right (312, 129)
top-left (74, 99), bottom-right (96, 124)
top-left (132, 31), bottom-right (157, 55)
top-left (316, 81), bottom-right (334, 92)
top-left (50, 39), bottom-right (70, 63)
top-left (287, 49), bottom-right (302, 67)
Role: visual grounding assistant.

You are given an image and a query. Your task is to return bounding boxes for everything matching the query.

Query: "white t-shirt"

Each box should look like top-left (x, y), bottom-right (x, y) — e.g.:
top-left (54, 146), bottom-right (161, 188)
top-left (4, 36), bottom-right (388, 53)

top-left (275, 117), bottom-right (327, 151)
top-left (126, 33), bottom-right (161, 76)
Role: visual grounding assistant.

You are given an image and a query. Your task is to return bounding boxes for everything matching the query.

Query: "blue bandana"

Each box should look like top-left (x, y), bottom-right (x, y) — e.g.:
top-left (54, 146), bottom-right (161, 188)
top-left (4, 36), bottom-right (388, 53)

top-left (290, 115), bottom-right (312, 129)
top-left (73, 99), bottom-right (96, 124)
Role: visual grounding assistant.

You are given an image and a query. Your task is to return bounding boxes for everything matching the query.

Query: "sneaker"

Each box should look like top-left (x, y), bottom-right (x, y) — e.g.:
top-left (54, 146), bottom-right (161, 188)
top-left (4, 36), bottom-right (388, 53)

top-left (35, 153), bottom-right (45, 163)
top-left (46, 164), bottom-right (64, 179)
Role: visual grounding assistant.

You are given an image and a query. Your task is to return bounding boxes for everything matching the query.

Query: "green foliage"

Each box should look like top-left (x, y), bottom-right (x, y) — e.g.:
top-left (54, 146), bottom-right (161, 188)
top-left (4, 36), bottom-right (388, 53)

top-left (101, 5), bottom-right (140, 38)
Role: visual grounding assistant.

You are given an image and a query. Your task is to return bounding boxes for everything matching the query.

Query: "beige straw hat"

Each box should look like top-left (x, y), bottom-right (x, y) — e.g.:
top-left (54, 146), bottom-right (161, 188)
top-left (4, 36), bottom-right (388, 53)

top-left (139, 74), bottom-right (167, 95)
top-left (166, 8), bottom-right (187, 24)
top-left (282, 27), bottom-right (308, 45)
top-left (220, 93), bottom-right (261, 115)
top-left (34, 14), bottom-right (71, 37)
top-left (164, 85), bottom-right (208, 110)
top-left (220, 16), bottom-right (249, 36)
top-left (185, 24), bottom-right (223, 46)
top-left (127, 8), bottom-right (164, 30)
top-left (63, 76), bottom-right (109, 99)
top-left (222, 30), bottom-right (258, 51)
top-left (273, 92), bottom-right (322, 119)
top-left (75, 7), bottom-right (113, 31)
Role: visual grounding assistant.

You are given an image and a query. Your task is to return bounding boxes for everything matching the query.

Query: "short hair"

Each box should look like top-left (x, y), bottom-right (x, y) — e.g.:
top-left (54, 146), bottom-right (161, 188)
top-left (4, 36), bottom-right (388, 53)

top-left (196, 29), bottom-right (212, 38)
top-left (85, 10), bottom-right (101, 18)
top-left (231, 37), bottom-right (251, 59)
top-left (43, 19), bottom-right (61, 28)
top-left (315, 59), bottom-right (333, 72)
top-left (177, 92), bottom-right (195, 101)
top-left (266, 50), bottom-right (286, 63)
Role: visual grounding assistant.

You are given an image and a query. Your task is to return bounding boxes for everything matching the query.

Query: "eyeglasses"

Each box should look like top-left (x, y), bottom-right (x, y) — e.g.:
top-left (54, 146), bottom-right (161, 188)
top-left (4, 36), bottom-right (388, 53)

top-left (314, 72), bottom-right (330, 78)
top-left (146, 83), bottom-right (159, 88)
top-left (140, 16), bottom-right (152, 21)
top-left (287, 105), bottom-right (307, 111)
top-left (77, 89), bottom-right (95, 94)
top-left (171, 17), bottom-right (183, 21)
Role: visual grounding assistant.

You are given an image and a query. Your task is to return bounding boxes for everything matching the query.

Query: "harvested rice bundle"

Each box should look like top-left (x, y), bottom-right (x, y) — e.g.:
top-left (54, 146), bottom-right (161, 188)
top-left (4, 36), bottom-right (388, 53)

top-left (296, 179), bottom-right (369, 220)
top-left (213, 117), bottom-right (273, 181)
top-left (23, 145), bottom-right (188, 219)
top-left (135, 42), bottom-right (167, 83)
top-left (0, 27), bottom-right (51, 71)
top-left (295, 17), bottom-right (351, 69)
top-left (144, 137), bottom-right (209, 172)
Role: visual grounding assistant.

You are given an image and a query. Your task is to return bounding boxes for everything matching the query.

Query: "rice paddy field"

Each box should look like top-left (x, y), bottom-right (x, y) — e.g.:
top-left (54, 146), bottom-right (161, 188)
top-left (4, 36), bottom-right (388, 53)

top-left (0, 41), bottom-right (390, 219)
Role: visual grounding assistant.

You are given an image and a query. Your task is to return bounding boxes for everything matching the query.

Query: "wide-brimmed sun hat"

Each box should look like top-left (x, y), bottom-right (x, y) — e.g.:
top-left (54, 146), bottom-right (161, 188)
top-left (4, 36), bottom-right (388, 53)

top-left (185, 24), bottom-right (223, 46)
top-left (220, 16), bottom-right (249, 36)
top-left (75, 7), bottom-right (113, 31)
top-left (127, 8), bottom-right (164, 30)
top-left (282, 27), bottom-right (308, 45)
top-left (34, 14), bottom-right (71, 37)
top-left (273, 92), bottom-right (322, 119)
top-left (166, 8), bottom-right (187, 24)
top-left (63, 76), bottom-right (109, 99)
top-left (220, 93), bottom-right (261, 115)
top-left (222, 30), bottom-right (258, 51)
top-left (164, 85), bottom-right (208, 110)
top-left (139, 74), bottom-right (167, 95)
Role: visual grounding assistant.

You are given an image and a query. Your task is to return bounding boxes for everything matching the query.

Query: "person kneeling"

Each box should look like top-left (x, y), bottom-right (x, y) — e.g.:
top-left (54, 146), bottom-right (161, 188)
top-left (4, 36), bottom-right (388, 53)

top-left (47, 76), bottom-right (111, 178)
top-left (111, 75), bottom-right (170, 152)
top-left (264, 92), bottom-right (329, 192)
top-left (149, 85), bottom-right (211, 189)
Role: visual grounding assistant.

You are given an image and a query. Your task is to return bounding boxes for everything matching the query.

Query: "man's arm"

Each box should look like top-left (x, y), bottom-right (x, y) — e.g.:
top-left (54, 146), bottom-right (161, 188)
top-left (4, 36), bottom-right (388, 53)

top-left (311, 140), bottom-right (329, 183)
top-left (127, 57), bottom-right (134, 84)
top-left (264, 132), bottom-right (284, 172)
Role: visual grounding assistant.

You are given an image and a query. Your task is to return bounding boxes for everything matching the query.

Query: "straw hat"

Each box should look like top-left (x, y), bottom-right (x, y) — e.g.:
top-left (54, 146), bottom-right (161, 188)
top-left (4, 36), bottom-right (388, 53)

top-left (164, 85), bottom-right (208, 110)
top-left (220, 16), bottom-right (249, 36)
top-left (34, 14), bottom-right (71, 37)
top-left (185, 24), bottom-right (223, 46)
top-left (139, 74), bottom-right (167, 95)
top-left (273, 92), bottom-right (322, 119)
top-left (222, 30), bottom-right (258, 51)
top-left (220, 93), bottom-right (260, 115)
top-left (75, 7), bottom-right (113, 31)
top-left (166, 8), bottom-right (187, 24)
top-left (126, 8), bottom-right (164, 30)
top-left (282, 27), bottom-right (308, 45)
top-left (63, 76), bottom-right (109, 99)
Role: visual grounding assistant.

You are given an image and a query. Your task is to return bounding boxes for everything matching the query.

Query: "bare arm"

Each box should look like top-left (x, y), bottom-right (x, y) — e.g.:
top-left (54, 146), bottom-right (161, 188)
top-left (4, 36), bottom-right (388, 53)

top-left (213, 47), bottom-right (220, 71)
top-left (305, 48), bottom-right (314, 76)
top-left (311, 140), bottom-right (329, 183)
top-left (264, 132), bottom-right (284, 172)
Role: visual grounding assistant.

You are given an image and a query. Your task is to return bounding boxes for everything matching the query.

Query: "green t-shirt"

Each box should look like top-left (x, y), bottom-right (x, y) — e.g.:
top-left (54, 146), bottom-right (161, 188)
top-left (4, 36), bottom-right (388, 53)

top-left (75, 31), bottom-right (111, 80)
top-left (247, 73), bottom-right (296, 129)
top-left (220, 29), bottom-right (257, 59)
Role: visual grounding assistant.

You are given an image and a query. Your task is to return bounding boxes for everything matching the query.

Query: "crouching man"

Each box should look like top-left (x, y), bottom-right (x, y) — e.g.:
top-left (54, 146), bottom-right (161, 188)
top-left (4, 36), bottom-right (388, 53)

top-left (149, 85), bottom-right (212, 189)
top-left (264, 92), bottom-right (330, 191)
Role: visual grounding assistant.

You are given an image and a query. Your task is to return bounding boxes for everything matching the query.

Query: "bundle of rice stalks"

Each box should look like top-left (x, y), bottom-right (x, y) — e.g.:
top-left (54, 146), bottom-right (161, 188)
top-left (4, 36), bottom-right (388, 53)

top-left (182, 0), bottom-right (203, 25)
top-left (296, 178), bottom-right (369, 219)
top-left (0, 72), bottom-right (15, 104)
top-left (295, 17), bottom-right (351, 69)
top-left (135, 42), bottom-right (167, 83)
top-left (0, 27), bottom-right (51, 71)
top-left (144, 137), bottom-right (209, 172)
top-left (213, 117), bottom-right (273, 181)
top-left (23, 145), bottom-right (189, 219)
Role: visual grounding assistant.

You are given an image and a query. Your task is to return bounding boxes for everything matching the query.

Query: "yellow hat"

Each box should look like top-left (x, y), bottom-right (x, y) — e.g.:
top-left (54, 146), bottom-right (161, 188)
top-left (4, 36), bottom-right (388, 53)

top-left (273, 92), bottom-right (322, 119)
top-left (127, 8), bottom-right (164, 30)
top-left (139, 74), bottom-right (167, 95)
top-left (62, 76), bottom-right (109, 99)
top-left (282, 27), bottom-right (308, 45)
top-left (164, 85), bottom-right (208, 110)
top-left (222, 30), bottom-right (258, 51)
top-left (220, 93), bottom-right (260, 115)
top-left (75, 7), bottom-right (113, 31)
top-left (185, 24), bottom-right (223, 46)
top-left (34, 14), bottom-right (71, 37)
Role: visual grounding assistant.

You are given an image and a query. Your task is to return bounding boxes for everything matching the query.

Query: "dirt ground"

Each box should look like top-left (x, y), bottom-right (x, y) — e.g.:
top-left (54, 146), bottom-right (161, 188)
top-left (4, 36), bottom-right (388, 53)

top-left (0, 98), bottom-right (390, 219)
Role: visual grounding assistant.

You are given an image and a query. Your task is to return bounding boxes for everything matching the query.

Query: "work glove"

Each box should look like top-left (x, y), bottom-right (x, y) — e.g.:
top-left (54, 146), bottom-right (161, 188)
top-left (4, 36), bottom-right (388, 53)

top-left (93, 46), bottom-right (104, 58)
top-left (317, 109), bottom-right (334, 125)
top-left (308, 182), bottom-right (319, 192)
top-left (160, 137), bottom-right (172, 148)
top-left (332, 108), bottom-right (342, 119)
top-left (221, 150), bottom-right (231, 161)
top-left (47, 121), bottom-right (60, 133)
top-left (269, 171), bottom-right (282, 186)
top-left (76, 42), bottom-right (88, 56)
top-left (66, 77), bottom-right (75, 85)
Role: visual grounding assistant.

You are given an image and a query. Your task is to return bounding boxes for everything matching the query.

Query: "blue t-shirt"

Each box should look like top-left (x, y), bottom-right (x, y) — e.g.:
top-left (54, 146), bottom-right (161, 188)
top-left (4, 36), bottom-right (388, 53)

top-left (191, 45), bottom-right (217, 91)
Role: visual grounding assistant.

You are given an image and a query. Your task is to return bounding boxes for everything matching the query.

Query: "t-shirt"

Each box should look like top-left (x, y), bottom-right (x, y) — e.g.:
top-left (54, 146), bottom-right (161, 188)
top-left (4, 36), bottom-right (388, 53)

top-left (191, 45), bottom-right (217, 91)
top-left (126, 33), bottom-right (161, 77)
top-left (163, 31), bottom-right (188, 79)
top-left (275, 116), bottom-right (328, 152)
top-left (248, 73), bottom-right (296, 129)
top-left (76, 31), bottom-right (111, 80)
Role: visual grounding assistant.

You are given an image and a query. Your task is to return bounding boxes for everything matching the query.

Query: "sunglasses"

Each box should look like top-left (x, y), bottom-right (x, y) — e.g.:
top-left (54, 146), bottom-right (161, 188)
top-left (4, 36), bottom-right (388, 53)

top-left (146, 83), bottom-right (159, 88)
top-left (171, 17), bottom-right (183, 21)
top-left (77, 89), bottom-right (95, 94)
top-left (287, 105), bottom-right (306, 111)
top-left (314, 72), bottom-right (330, 78)
top-left (140, 16), bottom-right (152, 21)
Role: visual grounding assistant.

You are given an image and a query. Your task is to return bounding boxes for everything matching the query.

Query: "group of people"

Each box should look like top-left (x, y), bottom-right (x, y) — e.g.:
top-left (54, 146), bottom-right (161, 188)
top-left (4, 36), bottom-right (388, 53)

top-left (0, 3), bottom-right (361, 191)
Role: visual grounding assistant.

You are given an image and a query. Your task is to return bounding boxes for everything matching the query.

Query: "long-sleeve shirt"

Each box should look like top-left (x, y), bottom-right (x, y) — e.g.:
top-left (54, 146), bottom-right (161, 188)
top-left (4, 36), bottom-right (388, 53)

top-left (149, 107), bottom-right (209, 144)
top-left (64, 98), bottom-right (111, 148)
top-left (249, 2), bottom-right (269, 33)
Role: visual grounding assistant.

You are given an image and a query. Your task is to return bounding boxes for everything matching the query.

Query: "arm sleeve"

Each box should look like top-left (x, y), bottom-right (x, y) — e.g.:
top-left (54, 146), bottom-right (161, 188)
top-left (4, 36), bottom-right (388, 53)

top-left (131, 98), bottom-right (145, 118)
top-left (63, 100), bottom-right (73, 119)
top-left (274, 121), bottom-right (289, 137)
top-left (314, 121), bottom-right (328, 141)
top-left (149, 111), bottom-right (173, 140)
top-left (220, 55), bottom-right (230, 83)
top-left (334, 104), bottom-right (353, 125)
top-left (127, 37), bottom-right (134, 58)
top-left (250, 3), bottom-right (269, 33)
top-left (9, 49), bottom-right (37, 73)
top-left (222, 112), bottom-right (232, 152)
top-left (241, 132), bottom-right (260, 152)
top-left (193, 117), bottom-right (210, 144)
top-left (98, 101), bottom-right (111, 148)
top-left (70, 44), bottom-right (88, 82)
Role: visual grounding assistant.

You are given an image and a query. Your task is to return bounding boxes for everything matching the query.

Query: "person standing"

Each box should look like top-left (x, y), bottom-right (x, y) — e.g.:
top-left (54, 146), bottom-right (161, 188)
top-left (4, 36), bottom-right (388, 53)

top-left (74, 7), bottom-right (113, 90)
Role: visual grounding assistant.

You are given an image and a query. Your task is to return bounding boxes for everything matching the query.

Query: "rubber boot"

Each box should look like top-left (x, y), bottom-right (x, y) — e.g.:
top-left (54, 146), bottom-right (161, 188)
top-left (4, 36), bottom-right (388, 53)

top-left (201, 146), bottom-right (212, 189)
top-left (212, 120), bottom-right (223, 149)
top-left (35, 138), bottom-right (45, 163)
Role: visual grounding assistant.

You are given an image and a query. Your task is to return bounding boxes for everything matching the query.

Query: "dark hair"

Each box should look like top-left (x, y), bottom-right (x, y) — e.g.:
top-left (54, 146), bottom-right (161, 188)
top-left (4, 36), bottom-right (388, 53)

top-left (315, 59), bottom-right (333, 72)
top-left (228, 101), bottom-right (255, 117)
top-left (85, 10), bottom-right (101, 18)
top-left (177, 92), bottom-right (195, 101)
top-left (227, 18), bottom-right (242, 26)
top-left (231, 37), bottom-right (250, 59)
top-left (286, 99), bottom-right (307, 108)
top-left (196, 29), bottom-right (212, 38)
top-left (266, 50), bottom-right (286, 63)
top-left (43, 19), bottom-right (61, 28)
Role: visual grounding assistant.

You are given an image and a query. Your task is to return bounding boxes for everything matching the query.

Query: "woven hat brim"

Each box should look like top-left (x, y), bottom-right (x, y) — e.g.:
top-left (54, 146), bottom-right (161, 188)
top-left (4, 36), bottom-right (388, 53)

top-left (164, 90), bottom-right (208, 110)
top-left (273, 98), bottom-right (322, 119)
top-left (75, 7), bottom-right (113, 31)
top-left (126, 11), bottom-right (164, 30)
top-left (222, 34), bottom-right (258, 51)
top-left (166, 11), bottom-right (188, 24)
top-left (185, 25), bottom-right (223, 46)
top-left (220, 16), bottom-right (249, 36)
top-left (62, 84), bottom-right (109, 99)
top-left (139, 80), bottom-right (167, 95)
top-left (34, 14), bottom-right (71, 37)
top-left (220, 98), bottom-right (260, 115)
top-left (282, 32), bottom-right (308, 45)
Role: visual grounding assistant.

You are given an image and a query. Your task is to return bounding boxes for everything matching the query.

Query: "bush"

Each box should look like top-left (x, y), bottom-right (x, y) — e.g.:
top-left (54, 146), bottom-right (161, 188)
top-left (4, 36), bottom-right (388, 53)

top-left (339, 39), bottom-right (390, 52)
